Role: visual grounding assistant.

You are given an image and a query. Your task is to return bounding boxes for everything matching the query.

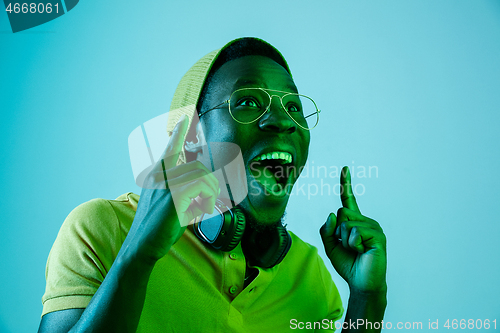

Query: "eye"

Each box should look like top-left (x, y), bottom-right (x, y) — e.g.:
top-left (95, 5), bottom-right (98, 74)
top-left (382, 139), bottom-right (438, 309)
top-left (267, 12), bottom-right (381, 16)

top-left (286, 102), bottom-right (301, 113)
top-left (236, 97), bottom-right (260, 109)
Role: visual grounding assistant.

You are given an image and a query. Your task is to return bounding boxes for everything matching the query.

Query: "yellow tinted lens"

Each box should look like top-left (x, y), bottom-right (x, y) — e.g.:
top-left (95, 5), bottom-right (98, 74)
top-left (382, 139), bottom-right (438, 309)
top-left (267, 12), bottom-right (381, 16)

top-left (230, 88), bottom-right (269, 123)
top-left (282, 94), bottom-right (318, 129)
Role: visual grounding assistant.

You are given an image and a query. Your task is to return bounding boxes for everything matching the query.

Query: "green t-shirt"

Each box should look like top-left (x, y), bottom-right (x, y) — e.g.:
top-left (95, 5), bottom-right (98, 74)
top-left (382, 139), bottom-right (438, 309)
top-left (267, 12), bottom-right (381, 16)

top-left (42, 192), bottom-right (343, 332)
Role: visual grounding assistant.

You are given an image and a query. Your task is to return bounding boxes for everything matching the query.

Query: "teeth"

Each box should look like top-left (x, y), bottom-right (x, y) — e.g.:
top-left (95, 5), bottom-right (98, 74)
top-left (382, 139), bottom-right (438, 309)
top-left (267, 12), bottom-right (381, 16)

top-left (253, 151), bottom-right (293, 164)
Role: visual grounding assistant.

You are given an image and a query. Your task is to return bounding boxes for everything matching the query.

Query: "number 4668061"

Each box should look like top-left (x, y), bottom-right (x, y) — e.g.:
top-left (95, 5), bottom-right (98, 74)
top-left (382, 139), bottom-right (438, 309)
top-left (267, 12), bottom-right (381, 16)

top-left (444, 319), bottom-right (497, 330)
top-left (5, 3), bottom-right (59, 14)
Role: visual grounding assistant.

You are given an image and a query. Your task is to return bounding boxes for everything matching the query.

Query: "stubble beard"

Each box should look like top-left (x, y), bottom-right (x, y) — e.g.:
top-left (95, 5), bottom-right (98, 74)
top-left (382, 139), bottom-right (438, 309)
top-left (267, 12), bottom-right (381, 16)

top-left (245, 210), bottom-right (287, 233)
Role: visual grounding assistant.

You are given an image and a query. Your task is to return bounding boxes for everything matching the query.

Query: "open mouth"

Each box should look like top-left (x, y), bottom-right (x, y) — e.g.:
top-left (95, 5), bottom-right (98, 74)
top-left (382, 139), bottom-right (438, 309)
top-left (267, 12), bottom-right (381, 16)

top-left (249, 151), bottom-right (294, 196)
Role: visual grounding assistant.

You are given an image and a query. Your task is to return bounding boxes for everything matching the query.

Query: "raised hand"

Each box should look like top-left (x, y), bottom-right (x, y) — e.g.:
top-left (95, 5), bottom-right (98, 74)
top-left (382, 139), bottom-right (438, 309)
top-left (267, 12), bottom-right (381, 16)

top-left (127, 115), bottom-right (220, 263)
top-left (320, 166), bottom-right (387, 293)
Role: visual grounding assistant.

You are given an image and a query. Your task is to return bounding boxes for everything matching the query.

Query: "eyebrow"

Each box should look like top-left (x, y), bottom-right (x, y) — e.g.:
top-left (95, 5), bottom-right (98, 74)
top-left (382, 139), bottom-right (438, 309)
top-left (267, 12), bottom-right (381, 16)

top-left (234, 78), bottom-right (298, 93)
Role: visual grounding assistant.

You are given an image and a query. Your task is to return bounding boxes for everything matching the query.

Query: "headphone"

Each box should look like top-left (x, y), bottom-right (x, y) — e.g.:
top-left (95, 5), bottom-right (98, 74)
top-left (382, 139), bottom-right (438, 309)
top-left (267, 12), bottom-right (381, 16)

top-left (193, 199), bottom-right (292, 269)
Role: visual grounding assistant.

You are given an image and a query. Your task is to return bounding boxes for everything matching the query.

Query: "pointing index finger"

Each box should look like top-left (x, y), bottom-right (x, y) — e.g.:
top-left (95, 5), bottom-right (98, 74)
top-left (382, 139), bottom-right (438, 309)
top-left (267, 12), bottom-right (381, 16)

top-left (340, 166), bottom-right (361, 214)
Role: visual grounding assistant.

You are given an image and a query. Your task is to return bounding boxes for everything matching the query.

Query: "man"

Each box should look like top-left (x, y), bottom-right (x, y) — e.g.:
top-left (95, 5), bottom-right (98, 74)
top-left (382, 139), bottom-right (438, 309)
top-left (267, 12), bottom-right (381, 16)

top-left (38, 37), bottom-right (387, 332)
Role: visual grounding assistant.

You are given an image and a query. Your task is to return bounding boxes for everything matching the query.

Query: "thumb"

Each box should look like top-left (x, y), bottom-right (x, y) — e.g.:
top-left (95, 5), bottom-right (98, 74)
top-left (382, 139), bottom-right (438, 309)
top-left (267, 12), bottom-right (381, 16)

top-left (320, 212), bottom-right (339, 246)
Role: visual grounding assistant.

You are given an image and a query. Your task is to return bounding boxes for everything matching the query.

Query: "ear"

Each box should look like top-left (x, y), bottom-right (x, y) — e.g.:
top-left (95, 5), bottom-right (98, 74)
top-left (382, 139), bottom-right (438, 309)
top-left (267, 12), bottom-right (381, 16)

top-left (184, 121), bottom-right (206, 154)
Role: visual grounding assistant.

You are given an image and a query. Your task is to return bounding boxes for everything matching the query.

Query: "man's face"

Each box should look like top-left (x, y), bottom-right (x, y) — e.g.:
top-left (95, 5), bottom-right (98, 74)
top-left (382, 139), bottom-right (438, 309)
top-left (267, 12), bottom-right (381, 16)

top-left (199, 55), bottom-right (311, 226)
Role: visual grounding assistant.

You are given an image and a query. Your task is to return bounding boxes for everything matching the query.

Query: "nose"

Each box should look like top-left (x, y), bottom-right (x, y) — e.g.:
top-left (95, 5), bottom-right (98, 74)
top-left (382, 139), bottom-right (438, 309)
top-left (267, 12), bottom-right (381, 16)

top-left (258, 96), bottom-right (297, 134)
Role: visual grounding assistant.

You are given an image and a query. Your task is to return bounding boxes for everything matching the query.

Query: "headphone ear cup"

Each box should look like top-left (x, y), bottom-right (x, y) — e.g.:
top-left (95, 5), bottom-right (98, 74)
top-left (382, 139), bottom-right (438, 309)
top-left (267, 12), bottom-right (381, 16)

top-left (193, 200), bottom-right (246, 252)
top-left (269, 226), bottom-right (292, 266)
top-left (242, 224), bottom-right (292, 269)
top-left (219, 207), bottom-right (246, 252)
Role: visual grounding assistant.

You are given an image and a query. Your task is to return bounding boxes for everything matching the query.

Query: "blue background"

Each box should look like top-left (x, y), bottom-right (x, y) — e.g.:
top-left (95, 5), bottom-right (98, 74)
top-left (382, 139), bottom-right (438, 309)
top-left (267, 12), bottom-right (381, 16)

top-left (1, 1), bottom-right (500, 332)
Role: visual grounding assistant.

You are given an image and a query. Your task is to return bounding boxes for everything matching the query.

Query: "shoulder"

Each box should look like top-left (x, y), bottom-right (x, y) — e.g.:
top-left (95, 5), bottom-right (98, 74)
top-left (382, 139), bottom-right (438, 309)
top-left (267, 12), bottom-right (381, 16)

top-left (61, 192), bottom-right (138, 235)
top-left (66, 197), bottom-right (114, 220)
top-left (287, 230), bottom-right (321, 259)
top-left (53, 193), bottom-right (138, 253)
top-left (60, 198), bottom-right (116, 238)
top-left (67, 192), bottom-right (138, 220)
top-left (47, 192), bottom-right (140, 271)
top-left (284, 230), bottom-right (334, 288)
top-left (42, 194), bottom-right (138, 316)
